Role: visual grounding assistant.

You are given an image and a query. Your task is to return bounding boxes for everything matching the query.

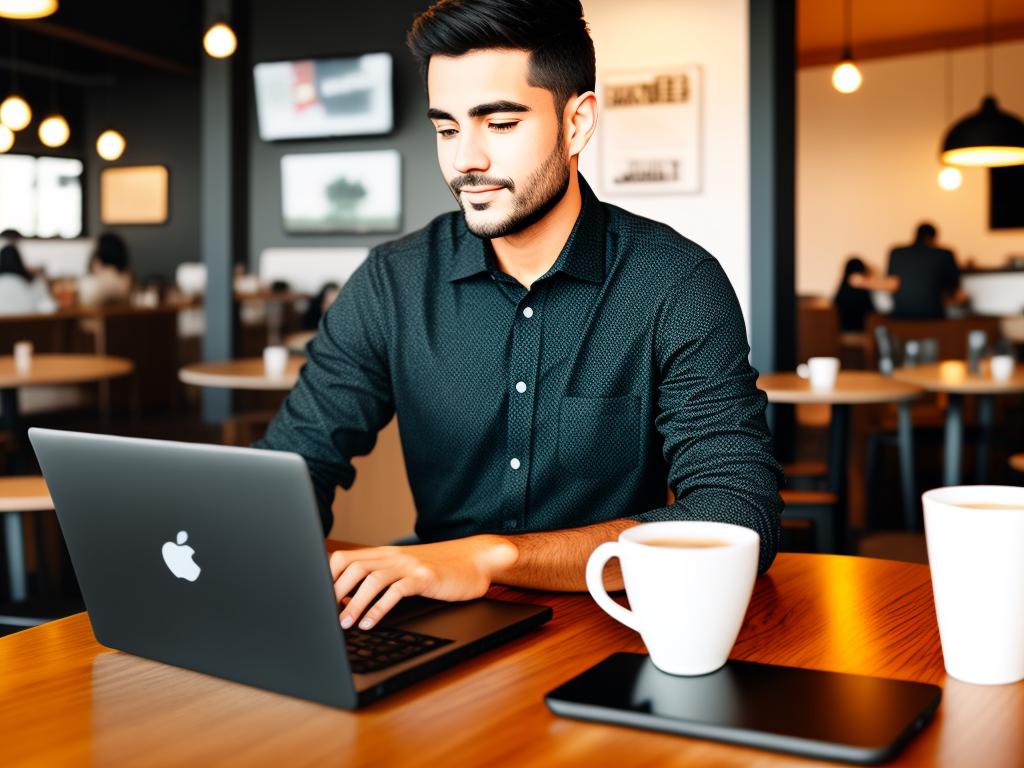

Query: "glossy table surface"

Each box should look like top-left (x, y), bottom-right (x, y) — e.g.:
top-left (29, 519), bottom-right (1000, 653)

top-left (0, 354), bottom-right (134, 388)
top-left (1, 550), bottom-right (1021, 766)
top-left (757, 371), bottom-right (923, 404)
top-left (178, 357), bottom-right (303, 391)
top-left (891, 361), bottom-right (1024, 395)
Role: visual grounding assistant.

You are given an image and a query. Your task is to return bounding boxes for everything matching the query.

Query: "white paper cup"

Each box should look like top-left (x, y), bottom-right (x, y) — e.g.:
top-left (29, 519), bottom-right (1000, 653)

top-left (262, 345), bottom-right (288, 378)
top-left (990, 355), bottom-right (1015, 382)
top-left (13, 341), bottom-right (33, 374)
top-left (797, 356), bottom-right (840, 389)
top-left (923, 485), bottom-right (1024, 685)
top-left (586, 521), bottom-right (759, 676)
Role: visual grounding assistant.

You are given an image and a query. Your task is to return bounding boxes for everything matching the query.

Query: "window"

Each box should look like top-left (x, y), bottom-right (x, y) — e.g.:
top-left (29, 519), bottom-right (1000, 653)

top-left (0, 154), bottom-right (84, 238)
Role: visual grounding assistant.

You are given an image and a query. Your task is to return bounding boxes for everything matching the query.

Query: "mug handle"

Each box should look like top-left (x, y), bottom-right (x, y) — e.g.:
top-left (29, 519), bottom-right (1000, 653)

top-left (585, 542), bottom-right (639, 631)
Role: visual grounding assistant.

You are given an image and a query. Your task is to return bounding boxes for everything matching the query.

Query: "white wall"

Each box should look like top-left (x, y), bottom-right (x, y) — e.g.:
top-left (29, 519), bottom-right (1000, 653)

top-left (580, 0), bottom-right (751, 324)
top-left (798, 41), bottom-right (1024, 298)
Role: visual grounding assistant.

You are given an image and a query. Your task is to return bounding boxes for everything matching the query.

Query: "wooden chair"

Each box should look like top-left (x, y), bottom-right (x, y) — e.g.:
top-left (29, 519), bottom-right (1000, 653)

top-left (780, 489), bottom-right (841, 553)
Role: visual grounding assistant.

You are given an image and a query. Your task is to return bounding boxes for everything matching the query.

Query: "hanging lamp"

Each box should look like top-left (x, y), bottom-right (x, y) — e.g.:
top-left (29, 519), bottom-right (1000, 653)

top-left (831, 0), bottom-right (862, 94)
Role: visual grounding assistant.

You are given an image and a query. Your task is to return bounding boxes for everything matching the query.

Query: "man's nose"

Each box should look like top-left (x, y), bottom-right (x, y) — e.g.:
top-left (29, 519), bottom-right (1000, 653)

top-left (453, 127), bottom-right (489, 174)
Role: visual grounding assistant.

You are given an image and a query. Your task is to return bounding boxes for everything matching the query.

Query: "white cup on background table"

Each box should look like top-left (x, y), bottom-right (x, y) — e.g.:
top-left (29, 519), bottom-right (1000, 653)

top-left (262, 345), bottom-right (289, 378)
top-left (13, 341), bottom-right (33, 374)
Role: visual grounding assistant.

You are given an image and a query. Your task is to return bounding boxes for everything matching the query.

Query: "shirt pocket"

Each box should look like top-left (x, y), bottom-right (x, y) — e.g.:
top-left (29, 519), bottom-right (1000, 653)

top-left (558, 394), bottom-right (640, 478)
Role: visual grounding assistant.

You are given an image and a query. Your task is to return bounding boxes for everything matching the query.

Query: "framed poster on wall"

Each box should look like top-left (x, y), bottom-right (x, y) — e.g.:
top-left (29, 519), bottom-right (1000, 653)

top-left (100, 165), bottom-right (169, 225)
top-left (281, 149), bottom-right (401, 234)
top-left (598, 65), bottom-right (702, 195)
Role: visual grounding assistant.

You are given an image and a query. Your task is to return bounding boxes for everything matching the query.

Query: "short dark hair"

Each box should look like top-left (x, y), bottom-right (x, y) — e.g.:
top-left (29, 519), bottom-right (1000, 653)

top-left (0, 244), bottom-right (32, 281)
top-left (93, 232), bottom-right (130, 273)
top-left (407, 0), bottom-right (595, 114)
top-left (915, 222), bottom-right (937, 243)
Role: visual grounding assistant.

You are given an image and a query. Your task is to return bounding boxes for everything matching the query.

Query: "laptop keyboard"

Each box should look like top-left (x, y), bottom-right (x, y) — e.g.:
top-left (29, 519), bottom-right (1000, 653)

top-left (345, 626), bottom-right (453, 674)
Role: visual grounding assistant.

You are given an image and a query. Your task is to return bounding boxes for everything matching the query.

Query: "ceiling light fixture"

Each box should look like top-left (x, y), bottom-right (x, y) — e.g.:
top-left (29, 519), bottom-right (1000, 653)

top-left (937, 52), bottom-right (962, 191)
top-left (96, 128), bottom-right (126, 161)
top-left (0, 0), bottom-right (58, 20)
top-left (203, 21), bottom-right (237, 59)
top-left (831, 0), bottom-right (862, 94)
top-left (0, 123), bottom-right (13, 153)
top-left (940, 0), bottom-right (1024, 167)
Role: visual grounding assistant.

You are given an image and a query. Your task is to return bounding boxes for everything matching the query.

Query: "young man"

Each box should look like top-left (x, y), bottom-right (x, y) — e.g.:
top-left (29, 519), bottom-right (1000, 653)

top-left (257, 0), bottom-right (781, 630)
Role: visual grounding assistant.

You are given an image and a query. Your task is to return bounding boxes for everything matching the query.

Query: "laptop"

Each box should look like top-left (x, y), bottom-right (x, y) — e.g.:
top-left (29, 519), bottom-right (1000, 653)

top-left (28, 428), bottom-right (552, 709)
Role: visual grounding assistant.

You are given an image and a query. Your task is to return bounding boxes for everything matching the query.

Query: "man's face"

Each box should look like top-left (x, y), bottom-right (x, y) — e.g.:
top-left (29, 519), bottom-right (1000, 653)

top-left (427, 49), bottom-right (570, 239)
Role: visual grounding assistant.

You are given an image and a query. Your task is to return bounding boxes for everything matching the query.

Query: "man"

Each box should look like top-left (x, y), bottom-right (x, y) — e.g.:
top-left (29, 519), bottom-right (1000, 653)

top-left (887, 222), bottom-right (963, 319)
top-left (257, 0), bottom-right (781, 631)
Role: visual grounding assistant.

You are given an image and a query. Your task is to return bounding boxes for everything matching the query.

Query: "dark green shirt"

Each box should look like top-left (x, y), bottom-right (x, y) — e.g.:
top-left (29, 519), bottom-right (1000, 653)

top-left (257, 176), bottom-right (782, 572)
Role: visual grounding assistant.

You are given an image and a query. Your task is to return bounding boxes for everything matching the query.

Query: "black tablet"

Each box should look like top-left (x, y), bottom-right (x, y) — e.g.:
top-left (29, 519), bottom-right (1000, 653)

top-left (545, 653), bottom-right (941, 765)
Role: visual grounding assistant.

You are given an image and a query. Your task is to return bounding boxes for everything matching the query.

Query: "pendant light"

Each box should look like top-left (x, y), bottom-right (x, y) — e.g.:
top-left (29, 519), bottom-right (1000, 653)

top-left (95, 60), bottom-right (126, 161)
top-left (203, 20), bottom-right (237, 59)
top-left (0, 0), bottom-right (57, 20)
top-left (937, 52), bottom-right (962, 190)
top-left (831, 0), bottom-right (862, 94)
top-left (1, 26), bottom-right (32, 131)
top-left (940, 0), bottom-right (1024, 167)
top-left (38, 39), bottom-right (69, 148)
top-left (0, 123), bottom-right (13, 153)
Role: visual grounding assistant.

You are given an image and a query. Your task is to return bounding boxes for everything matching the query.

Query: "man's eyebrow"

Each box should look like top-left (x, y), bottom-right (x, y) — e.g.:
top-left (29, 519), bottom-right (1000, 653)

top-left (427, 101), bottom-right (531, 121)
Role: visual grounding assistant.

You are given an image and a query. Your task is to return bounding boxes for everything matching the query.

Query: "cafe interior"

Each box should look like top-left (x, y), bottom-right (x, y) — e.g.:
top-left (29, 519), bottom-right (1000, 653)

top-left (1, 0), bottom-right (1023, 764)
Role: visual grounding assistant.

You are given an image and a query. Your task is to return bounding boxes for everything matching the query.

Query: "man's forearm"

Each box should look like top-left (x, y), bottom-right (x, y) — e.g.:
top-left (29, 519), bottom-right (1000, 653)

top-left (490, 518), bottom-right (638, 591)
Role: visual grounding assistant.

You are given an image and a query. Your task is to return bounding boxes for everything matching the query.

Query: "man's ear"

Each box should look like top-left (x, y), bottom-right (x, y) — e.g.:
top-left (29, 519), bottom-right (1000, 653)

top-left (565, 91), bottom-right (597, 158)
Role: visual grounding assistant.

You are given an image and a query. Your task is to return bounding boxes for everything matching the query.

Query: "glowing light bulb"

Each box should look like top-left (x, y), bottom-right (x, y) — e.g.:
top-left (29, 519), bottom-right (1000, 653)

top-left (0, 124), bottom-right (13, 153)
top-left (203, 22), bottom-right (237, 59)
top-left (0, 0), bottom-right (58, 20)
top-left (0, 95), bottom-right (32, 131)
top-left (38, 114), bottom-right (70, 148)
top-left (937, 166), bottom-right (962, 191)
top-left (96, 129), bottom-right (126, 161)
top-left (831, 61), bottom-right (863, 94)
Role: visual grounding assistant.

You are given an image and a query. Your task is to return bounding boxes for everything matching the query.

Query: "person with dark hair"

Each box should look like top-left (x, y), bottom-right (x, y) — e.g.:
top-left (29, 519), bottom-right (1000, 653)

top-left (302, 282), bottom-right (341, 331)
top-left (0, 244), bottom-right (57, 315)
top-left (886, 222), bottom-right (964, 319)
top-left (257, 0), bottom-right (781, 630)
top-left (79, 231), bottom-right (133, 306)
top-left (833, 256), bottom-right (899, 332)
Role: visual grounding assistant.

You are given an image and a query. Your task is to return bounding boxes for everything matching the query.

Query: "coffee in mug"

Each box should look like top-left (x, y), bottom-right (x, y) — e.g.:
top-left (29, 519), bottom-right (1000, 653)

top-left (586, 521), bottom-right (759, 676)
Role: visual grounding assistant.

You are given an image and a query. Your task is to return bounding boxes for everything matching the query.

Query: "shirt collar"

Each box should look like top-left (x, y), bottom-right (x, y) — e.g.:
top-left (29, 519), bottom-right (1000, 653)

top-left (446, 173), bottom-right (606, 285)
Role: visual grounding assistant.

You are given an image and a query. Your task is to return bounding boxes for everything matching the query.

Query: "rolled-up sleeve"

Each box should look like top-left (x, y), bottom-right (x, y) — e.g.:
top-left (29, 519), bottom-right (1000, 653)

top-left (254, 252), bottom-right (395, 533)
top-left (633, 257), bottom-right (783, 573)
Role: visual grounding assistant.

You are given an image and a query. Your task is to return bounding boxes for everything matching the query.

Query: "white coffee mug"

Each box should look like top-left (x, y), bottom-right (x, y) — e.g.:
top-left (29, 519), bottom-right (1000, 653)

top-left (796, 356), bottom-right (840, 390)
top-left (586, 521), bottom-right (759, 676)
top-left (262, 345), bottom-right (289, 378)
top-left (990, 355), bottom-right (1015, 383)
top-left (13, 341), bottom-right (33, 374)
top-left (923, 485), bottom-right (1024, 685)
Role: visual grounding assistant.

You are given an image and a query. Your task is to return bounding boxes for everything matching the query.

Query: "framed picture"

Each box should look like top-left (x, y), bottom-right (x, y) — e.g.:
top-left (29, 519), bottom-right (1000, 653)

top-left (281, 150), bottom-right (401, 234)
top-left (99, 165), bottom-right (169, 225)
top-left (254, 53), bottom-right (393, 141)
top-left (598, 65), bottom-right (702, 195)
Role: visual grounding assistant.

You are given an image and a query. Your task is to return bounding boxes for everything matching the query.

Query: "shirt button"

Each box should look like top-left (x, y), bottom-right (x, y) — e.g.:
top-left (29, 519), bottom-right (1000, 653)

top-left (515, 381), bottom-right (527, 393)
top-left (522, 306), bottom-right (534, 318)
top-left (510, 457), bottom-right (521, 470)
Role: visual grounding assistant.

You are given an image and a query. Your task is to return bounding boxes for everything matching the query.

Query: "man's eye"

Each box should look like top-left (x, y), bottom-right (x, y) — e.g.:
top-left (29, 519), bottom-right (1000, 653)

top-left (437, 128), bottom-right (458, 139)
top-left (490, 122), bottom-right (517, 132)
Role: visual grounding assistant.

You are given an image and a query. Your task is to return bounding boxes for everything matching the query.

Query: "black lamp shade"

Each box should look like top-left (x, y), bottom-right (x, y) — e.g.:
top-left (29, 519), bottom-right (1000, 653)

top-left (941, 96), bottom-right (1024, 167)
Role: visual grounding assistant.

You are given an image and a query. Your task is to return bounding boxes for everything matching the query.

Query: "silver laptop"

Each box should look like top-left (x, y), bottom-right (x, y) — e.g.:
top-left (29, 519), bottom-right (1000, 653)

top-left (29, 428), bottom-right (551, 709)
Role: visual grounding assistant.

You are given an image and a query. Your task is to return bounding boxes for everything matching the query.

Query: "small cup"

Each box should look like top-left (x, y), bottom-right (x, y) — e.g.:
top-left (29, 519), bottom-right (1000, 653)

top-left (13, 341), bottom-right (33, 374)
top-left (923, 485), bottom-right (1024, 685)
top-left (990, 355), bottom-right (1015, 383)
top-left (262, 345), bottom-right (289, 378)
top-left (797, 356), bottom-right (840, 390)
top-left (586, 521), bottom-right (759, 676)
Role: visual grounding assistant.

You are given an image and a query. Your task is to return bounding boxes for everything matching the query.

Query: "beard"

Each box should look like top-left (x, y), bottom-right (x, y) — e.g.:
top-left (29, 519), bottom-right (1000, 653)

top-left (449, 139), bottom-right (571, 240)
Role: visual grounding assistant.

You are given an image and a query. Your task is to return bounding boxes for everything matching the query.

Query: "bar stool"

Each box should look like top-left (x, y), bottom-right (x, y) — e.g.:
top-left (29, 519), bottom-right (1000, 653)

top-left (0, 476), bottom-right (54, 627)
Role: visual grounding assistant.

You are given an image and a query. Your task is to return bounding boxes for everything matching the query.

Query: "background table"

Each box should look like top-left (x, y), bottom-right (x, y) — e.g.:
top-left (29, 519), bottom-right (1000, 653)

top-left (1, 550), bottom-right (1020, 766)
top-left (892, 361), bottom-right (1024, 485)
top-left (178, 358), bottom-right (303, 391)
top-left (0, 475), bottom-right (52, 607)
top-left (758, 371), bottom-right (923, 531)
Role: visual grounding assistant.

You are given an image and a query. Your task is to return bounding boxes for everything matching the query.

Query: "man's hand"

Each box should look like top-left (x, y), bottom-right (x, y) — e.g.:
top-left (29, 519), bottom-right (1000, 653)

top-left (329, 535), bottom-right (518, 630)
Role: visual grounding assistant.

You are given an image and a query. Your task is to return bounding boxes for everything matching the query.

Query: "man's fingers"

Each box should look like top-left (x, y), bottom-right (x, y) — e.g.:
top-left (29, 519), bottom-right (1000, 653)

top-left (358, 581), bottom-right (413, 630)
top-left (333, 560), bottom-right (391, 603)
top-left (329, 548), bottom-right (395, 580)
top-left (340, 570), bottom-right (399, 629)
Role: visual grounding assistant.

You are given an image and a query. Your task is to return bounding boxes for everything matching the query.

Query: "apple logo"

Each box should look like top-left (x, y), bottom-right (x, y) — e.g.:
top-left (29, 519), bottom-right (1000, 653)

top-left (162, 530), bottom-right (202, 582)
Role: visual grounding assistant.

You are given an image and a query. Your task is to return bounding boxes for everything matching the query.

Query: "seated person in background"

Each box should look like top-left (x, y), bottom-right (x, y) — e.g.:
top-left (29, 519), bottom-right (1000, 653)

top-left (834, 256), bottom-right (899, 331)
top-left (78, 232), bottom-right (133, 306)
top-left (0, 244), bottom-right (57, 315)
top-left (886, 223), bottom-right (965, 320)
top-left (301, 281), bottom-right (341, 331)
top-left (256, 0), bottom-right (781, 632)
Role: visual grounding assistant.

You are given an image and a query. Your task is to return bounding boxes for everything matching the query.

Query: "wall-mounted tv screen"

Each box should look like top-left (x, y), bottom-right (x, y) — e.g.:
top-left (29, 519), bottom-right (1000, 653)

top-left (990, 165), bottom-right (1024, 230)
top-left (253, 53), bottom-right (393, 141)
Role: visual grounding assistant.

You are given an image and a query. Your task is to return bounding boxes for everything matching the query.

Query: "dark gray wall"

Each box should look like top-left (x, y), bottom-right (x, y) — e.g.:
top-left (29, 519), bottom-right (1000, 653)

top-left (247, 0), bottom-right (452, 269)
top-left (84, 67), bottom-right (200, 282)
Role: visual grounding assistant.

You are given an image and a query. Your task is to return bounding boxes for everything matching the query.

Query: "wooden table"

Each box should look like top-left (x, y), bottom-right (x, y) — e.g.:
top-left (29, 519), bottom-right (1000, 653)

top-left (0, 475), bottom-right (52, 608)
top-left (892, 361), bottom-right (1024, 486)
top-left (178, 358), bottom-right (303, 391)
top-left (0, 551), bottom-right (1020, 766)
top-left (758, 371), bottom-right (924, 533)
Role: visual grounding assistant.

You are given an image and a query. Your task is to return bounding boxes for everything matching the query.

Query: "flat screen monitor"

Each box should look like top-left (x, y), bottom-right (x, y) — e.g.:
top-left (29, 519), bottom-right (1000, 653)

top-left (990, 165), bottom-right (1024, 230)
top-left (253, 53), bottom-right (393, 141)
